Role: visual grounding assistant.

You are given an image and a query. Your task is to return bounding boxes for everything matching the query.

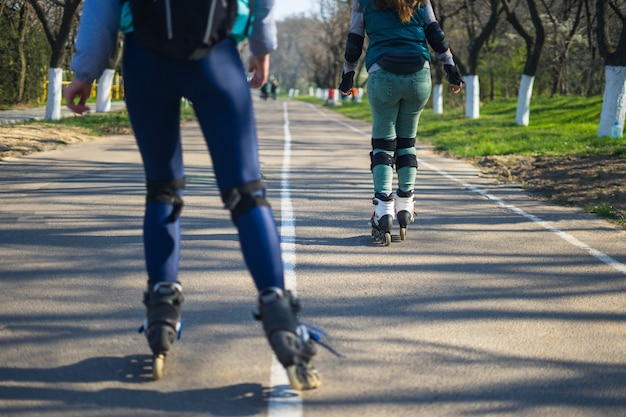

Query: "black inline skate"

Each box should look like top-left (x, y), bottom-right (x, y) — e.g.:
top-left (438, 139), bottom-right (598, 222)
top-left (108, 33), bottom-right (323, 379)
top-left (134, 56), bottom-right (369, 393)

top-left (394, 189), bottom-right (415, 241)
top-left (254, 288), bottom-right (320, 390)
top-left (371, 193), bottom-right (394, 246)
top-left (139, 281), bottom-right (184, 380)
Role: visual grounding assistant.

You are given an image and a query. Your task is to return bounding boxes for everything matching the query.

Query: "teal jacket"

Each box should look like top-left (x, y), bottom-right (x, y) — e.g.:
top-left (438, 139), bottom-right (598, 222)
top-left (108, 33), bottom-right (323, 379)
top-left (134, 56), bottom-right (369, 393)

top-left (358, 0), bottom-right (431, 71)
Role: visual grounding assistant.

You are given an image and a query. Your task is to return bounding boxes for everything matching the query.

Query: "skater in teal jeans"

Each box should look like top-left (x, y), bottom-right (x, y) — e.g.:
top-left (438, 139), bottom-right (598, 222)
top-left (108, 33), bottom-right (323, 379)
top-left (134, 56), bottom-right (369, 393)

top-left (339, 0), bottom-right (463, 245)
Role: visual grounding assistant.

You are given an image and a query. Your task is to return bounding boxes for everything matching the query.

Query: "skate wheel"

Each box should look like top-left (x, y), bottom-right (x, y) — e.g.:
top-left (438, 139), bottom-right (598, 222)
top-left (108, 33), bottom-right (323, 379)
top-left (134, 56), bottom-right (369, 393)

top-left (383, 232), bottom-right (391, 246)
top-left (400, 227), bottom-right (407, 241)
top-left (286, 362), bottom-right (321, 391)
top-left (153, 354), bottom-right (165, 380)
top-left (371, 228), bottom-right (381, 243)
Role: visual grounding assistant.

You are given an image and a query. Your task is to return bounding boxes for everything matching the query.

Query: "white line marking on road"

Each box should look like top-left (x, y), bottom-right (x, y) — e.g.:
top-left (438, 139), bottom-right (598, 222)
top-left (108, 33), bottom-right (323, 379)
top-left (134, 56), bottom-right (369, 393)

top-left (307, 103), bottom-right (626, 276)
top-left (267, 102), bottom-right (303, 417)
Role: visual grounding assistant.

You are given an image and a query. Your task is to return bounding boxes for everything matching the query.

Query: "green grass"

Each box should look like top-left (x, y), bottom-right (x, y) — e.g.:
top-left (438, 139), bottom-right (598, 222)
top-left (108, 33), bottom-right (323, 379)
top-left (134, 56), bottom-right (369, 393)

top-left (34, 104), bottom-right (198, 136)
top-left (53, 110), bottom-right (133, 135)
top-left (324, 95), bottom-right (625, 158)
top-left (308, 94), bottom-right (625, 225)
top-left (584, 203), bottom-right (626, 227)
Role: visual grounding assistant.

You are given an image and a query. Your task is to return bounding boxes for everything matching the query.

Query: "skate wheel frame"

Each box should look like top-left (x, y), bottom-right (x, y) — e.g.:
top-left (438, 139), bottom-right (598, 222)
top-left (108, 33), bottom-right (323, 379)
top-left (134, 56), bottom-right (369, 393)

top-left (371, 227), bottom-right (391, 246)
top-left (153, 354), bottom-right (165, 380)
top-left (286, 362), bottom-right (321, 390)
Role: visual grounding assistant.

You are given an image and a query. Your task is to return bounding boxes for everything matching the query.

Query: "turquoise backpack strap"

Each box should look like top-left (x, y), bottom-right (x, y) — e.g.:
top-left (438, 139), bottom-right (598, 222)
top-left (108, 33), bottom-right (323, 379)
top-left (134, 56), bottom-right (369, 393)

top-left (231, 0), bottom-right (253, 43)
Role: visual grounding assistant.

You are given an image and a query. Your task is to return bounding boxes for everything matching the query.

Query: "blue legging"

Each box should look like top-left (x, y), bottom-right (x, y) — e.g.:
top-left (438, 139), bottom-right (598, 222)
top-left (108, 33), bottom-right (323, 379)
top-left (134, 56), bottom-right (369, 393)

top-left (123, 33), bottom-right (283, 291)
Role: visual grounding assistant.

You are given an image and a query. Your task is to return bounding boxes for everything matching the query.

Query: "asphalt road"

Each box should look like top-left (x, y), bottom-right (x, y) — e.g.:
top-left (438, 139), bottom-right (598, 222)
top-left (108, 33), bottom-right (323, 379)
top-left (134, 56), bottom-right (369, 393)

top-left (1, 96), bottom-right (626, 417)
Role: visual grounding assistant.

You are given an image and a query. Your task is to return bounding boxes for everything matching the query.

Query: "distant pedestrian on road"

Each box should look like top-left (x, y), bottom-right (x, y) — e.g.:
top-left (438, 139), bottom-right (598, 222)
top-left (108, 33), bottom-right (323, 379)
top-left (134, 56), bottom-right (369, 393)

top-left (63, 0), bottom-right (320, 390)
top-left (260, 82), bottom-right (269, 101)
top-left (270, 79), bottom-right (278, 100)
top-left (339, 0), bottom-right (463, 245)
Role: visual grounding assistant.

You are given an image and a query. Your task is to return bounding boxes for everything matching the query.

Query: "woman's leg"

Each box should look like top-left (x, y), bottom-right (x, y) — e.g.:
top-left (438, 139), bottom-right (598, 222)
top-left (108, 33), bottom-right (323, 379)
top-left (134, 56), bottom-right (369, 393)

top-left (182, 39), bottom-right (283, 291)
top-left (123, 33), bottom-right (186, 285)
top-left (367, 70), bottom-right (401, 197)
top-left (395, 68), bottom-right (431, 193)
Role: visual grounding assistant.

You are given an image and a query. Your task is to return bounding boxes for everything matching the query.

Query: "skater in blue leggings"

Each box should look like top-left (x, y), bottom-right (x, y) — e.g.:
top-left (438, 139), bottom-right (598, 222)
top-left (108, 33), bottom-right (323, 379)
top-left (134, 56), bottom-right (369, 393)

top-left (64, 0), bottom-right (319, 390)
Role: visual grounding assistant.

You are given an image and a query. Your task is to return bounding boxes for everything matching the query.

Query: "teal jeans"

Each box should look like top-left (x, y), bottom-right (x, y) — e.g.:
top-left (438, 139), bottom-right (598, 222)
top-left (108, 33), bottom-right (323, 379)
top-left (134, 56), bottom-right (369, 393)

top-left (367, 68), bottom-right (431, 196)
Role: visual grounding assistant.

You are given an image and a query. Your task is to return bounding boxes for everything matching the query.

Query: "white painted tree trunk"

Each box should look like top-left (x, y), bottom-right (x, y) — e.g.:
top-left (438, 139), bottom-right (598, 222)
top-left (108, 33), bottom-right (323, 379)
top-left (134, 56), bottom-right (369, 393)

top-left (45, 68), bottom-right (63, 120)
top-left (516, 74), bottom-right (534, 126)
top-left (465, 75), bottom-right (480, 119)
top-left (598, 65), bottom-right (626, 138)
top-left (433, 83), bottom-right (443, 114)
top-left (96, 68), bottom-right (116, 113)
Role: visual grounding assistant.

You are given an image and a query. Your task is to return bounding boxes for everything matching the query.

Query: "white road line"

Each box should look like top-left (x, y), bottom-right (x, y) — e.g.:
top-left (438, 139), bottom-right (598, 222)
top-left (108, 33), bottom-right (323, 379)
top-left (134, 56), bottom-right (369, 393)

top-left (307, 103), bottom-right (626, 276)
top-left (267, 102), bottom-right (303, 417)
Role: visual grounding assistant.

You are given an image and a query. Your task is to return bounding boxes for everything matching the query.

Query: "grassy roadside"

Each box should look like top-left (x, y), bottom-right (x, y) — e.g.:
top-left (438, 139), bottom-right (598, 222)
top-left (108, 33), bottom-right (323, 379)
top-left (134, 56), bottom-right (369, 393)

top-left (299, 95), bottom-right (625, 226)
top-left (42, 105), bottom-right (199, 135)
top-left (300, 95), bottom-right (624, 158)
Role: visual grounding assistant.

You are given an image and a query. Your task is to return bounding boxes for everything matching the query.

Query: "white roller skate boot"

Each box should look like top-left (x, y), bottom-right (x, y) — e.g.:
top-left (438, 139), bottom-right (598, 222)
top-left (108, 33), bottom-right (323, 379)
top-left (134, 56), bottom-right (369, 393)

top-left (395, 189), bottom-right (415, 241)
top-left (371, 193), bottom-right (395, 246)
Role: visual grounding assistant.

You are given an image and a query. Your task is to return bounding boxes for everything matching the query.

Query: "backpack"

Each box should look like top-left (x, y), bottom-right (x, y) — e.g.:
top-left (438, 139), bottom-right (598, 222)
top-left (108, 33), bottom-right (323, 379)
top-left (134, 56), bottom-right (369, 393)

top-left (128, 0), bottom-right (239, 61)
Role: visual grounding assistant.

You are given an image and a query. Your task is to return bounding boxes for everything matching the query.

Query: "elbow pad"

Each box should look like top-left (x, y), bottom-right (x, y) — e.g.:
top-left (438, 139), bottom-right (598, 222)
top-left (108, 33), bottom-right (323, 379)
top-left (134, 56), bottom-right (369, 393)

top-left (425, 22), bottom-right (450, 54)
top-left (345, 33), bottom-right (365, 63)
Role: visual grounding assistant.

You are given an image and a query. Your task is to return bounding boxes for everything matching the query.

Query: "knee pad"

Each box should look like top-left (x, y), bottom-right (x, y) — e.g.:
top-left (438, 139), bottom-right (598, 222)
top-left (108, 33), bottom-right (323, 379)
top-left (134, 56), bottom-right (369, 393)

top-left (146, 177), bottom-right (186, 222)
top-left (222, 180), bottom-right (270, 224)
top-left (370, 138), bottom-right (396, 171)
top-left (396, 137), bottom-right (418, 171)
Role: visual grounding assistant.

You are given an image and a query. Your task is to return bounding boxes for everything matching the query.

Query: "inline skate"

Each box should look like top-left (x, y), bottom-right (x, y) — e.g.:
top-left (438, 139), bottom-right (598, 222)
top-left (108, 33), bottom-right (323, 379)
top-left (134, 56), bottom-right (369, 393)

top-left (371, 193), bottom-right (394, 246)
top-left (254, 288), bottom-right (320, 390)
top-left (395, 189), bottom-right (415, 241)
top-left (139, 281), bottom-right (184, 380)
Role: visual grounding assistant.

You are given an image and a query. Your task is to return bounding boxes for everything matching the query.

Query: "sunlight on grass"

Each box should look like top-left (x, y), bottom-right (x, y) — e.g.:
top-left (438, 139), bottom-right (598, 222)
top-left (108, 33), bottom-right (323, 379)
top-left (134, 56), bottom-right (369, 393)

top-left (585, 203), bottom-right (626, 227)
top-left (30, 104), bottom-right (199, 136)
top-left (310, 95), bottom-right (625, 159)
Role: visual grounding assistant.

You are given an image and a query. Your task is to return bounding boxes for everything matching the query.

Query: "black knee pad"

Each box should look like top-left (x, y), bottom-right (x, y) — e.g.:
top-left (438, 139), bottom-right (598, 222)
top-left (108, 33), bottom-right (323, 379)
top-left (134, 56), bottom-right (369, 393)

top-left (370, 138), bottom-right (396, 171)
top-left (395, 137), bottom-right (418, 171)
top-left (146, 177), bottom-right (186, 222)
top-left (370, 152), bottom-right (395, 171)
top-left (397, 137), bottom-right (416, 149)
top-left (222, 180), bottom-right (270, 224)
top-left (372, 138), bottom-right (397, 152)
top-left (396, 154), bottom-right (418, 171)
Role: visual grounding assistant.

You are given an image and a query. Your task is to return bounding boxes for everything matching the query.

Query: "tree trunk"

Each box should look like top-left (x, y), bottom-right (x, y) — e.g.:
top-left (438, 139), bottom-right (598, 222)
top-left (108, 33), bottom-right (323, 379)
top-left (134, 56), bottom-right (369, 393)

top-left (598, 66), bottom-right (626, 138)
top-left (16, 3), bottom-right (29, 103)
top-left (516, 74), bottom-right (534, 126)
top-left (595, 0), bottom-right (626, 137)
top-left (28, 0), bottom-right (82, 119)
top-left (463, 0), bottom-right (500, 118)
top-left (501, 0), bottom-right (544, 126)
top-left (433, 84), bottom-right (443, 115)
top-left (465, 75), bottom-right (480, 119)
top-left (46, 68), bottom-right (63, 120)
top-left (96, 69), bottom-right (116, 113)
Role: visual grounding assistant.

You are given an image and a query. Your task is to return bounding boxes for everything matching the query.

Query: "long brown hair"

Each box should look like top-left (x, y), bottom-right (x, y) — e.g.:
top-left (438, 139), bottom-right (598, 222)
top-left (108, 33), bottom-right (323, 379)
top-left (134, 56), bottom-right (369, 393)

top-left (375, 0), bottom-right (425, 23)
